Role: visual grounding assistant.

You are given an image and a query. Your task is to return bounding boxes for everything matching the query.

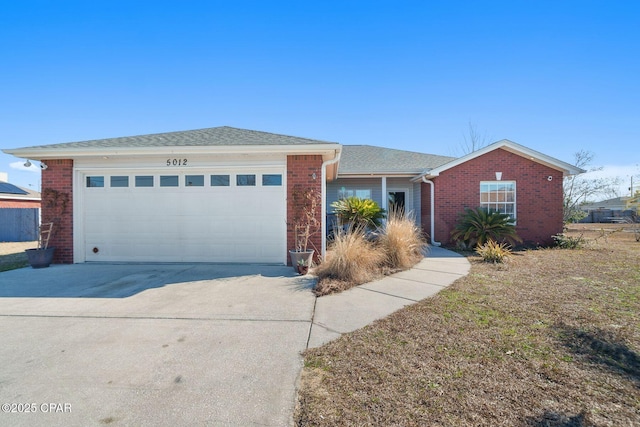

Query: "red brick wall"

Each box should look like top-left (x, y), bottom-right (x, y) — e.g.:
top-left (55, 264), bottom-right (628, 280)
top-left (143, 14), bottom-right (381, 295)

top-left (0, 200), bottom-right (41, 208)
top-left (421, 149), bottom-right (564, 246)
top-left (287, 155), bottom-right (323, 264)
top-left (41, 159), bottom-right (74, 263)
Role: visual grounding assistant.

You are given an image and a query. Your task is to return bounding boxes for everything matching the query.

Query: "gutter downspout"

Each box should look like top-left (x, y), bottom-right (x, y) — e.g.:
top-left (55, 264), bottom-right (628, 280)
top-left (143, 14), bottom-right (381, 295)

top-left (421, 176), bottom-right (441, 246)
top-left (321, 149), bottom-right (342, 259)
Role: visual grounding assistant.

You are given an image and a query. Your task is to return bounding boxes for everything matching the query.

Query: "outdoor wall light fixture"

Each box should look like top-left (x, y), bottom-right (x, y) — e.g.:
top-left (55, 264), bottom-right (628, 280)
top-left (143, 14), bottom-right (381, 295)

top-left (312, 172), bottom-right (317, 179)
top-left (547, 175), bottom-right (553, 181)
top-left (495, 172), bottom-right (502, 181)
top-left (23, 159), bottom-right (47, 169)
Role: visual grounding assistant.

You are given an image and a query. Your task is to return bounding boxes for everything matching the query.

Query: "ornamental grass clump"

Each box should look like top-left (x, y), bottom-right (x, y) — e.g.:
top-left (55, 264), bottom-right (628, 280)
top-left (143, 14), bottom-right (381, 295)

top-left (314, 227), bottom-right (386, 295)
top-left (475, 239), bottom-right (512, 263)
top-left (378, 208), bottom-right (427, 270)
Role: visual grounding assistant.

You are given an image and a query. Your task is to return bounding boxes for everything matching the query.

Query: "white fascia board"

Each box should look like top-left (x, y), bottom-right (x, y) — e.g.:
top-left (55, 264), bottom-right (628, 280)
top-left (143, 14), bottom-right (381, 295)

top-left (3, 144), bottom-right (342, 160)
top-left (0, 195), bottom-right (41, 201)
top-left (338, 172), bottom-right (419, 178)
top-left (410, 171), bottom-right (433, 182)
top-left (322, 147), bottom-right (342, 164)
top-left (414, 139), bottom-right (586, 180)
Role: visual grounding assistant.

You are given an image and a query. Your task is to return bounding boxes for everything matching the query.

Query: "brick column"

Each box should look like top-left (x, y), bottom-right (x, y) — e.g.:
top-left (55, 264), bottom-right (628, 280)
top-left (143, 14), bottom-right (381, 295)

top-left (41, 159), bottom-right (74, 263)
top-left (286, 155), bottom-right (323, 264)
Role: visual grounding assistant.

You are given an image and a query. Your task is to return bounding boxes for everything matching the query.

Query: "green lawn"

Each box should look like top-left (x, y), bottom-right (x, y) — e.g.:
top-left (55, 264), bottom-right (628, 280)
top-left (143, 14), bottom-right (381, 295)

top-left (0, 252), bottom-right (29, 272)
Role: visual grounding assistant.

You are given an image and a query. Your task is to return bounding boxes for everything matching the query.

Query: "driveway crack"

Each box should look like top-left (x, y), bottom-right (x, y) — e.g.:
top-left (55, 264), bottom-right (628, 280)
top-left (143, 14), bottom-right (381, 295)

top-left (305, 295), bottom-right (318, 349)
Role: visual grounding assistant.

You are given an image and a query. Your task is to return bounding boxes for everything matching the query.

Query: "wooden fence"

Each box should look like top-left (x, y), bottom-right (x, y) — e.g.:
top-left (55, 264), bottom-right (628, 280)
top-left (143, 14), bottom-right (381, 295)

top-left (0, 208), bottom-right (40, 242)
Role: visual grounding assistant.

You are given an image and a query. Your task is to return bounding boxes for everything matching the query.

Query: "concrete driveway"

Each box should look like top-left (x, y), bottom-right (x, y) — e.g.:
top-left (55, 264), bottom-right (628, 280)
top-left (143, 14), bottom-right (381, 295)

top-left (0, 263), bottom-right (316, 427)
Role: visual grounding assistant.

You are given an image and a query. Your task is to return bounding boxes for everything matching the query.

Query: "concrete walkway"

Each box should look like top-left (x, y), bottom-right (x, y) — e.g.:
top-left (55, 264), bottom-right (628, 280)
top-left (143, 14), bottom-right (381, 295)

top-left (308, 246), bottom-right (470, 348)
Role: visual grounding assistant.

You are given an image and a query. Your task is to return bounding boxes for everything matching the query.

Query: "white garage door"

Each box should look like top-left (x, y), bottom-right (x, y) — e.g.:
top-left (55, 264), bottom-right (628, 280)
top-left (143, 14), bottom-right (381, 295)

top-left (80, 168), bottom-right (286, 263)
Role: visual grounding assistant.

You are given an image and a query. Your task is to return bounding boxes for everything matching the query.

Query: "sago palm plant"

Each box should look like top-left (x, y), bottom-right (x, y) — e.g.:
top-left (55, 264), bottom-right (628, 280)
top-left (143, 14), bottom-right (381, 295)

top-left (331, 197), bottom-right (386, 229)
top-left (451, 207), bottom-right (522, 248)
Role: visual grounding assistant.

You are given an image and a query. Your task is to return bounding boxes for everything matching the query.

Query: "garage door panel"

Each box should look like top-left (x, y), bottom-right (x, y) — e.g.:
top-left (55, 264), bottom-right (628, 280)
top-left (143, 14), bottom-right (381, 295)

top-left (82, 169), bottom-right (286, 263)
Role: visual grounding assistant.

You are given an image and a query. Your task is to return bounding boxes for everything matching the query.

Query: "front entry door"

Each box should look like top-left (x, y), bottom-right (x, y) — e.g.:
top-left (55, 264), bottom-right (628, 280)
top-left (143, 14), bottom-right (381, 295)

top-left (388, 191), bottom-right (406, 215)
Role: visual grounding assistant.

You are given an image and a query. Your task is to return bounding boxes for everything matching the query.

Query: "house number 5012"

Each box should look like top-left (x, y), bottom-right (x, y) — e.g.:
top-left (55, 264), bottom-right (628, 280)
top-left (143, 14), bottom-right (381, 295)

top-left (166, 159), bottom-right (188, 166)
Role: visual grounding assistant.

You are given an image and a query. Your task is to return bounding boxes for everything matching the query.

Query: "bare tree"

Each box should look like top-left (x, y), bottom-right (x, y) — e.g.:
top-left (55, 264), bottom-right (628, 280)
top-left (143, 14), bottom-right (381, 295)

top-left (563, 150), bottom-right (620, 223)
top-left (460, 121), bottom-right (490, 154)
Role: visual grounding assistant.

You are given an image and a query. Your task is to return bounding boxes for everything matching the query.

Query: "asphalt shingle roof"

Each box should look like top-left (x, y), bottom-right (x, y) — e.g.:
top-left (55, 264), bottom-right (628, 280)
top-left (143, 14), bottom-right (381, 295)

top-left (8, 126), bottom-right (459, 176)
top-left (17, 126), bottom-right (337, 150)
top-left (339, 145), bottom-right (455, 174)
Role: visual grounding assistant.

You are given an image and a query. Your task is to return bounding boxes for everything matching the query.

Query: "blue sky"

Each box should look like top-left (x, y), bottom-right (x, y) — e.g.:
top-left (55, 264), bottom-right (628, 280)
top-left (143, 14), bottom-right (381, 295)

top-left (1, 1), bottom-right (638, 196)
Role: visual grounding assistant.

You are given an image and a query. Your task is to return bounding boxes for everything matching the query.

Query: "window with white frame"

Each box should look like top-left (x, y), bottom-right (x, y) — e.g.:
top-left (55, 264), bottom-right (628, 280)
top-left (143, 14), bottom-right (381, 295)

top-left (337, 188), bottom-right (371, 200)
top-left (480, 181), bottom-right (516, 219)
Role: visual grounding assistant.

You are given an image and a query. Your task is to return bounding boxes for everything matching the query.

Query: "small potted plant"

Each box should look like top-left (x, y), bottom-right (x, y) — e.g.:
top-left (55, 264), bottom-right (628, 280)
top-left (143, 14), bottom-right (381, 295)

top-left (288, 185), bottom-right (321, 271)
top-left (296, 258), bottom-right (310, 275)
top-left (25, 188), bottom-right (69, 268)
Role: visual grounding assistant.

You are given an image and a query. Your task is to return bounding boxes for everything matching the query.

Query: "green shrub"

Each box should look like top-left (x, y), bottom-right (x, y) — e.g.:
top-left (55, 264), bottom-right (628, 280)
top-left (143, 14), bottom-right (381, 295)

top-left (331, 197), bottom-right (386, 229)
top-left (378, 209), bottom-right (427, 270)
top-left (552, 233), bottom-right (585, 249)
top-left (314, 227), bottom-right (386, 295)
top-left (475, 239), bottom-right (512, 263)
top-left (451, 207), bottom-right (522, 248)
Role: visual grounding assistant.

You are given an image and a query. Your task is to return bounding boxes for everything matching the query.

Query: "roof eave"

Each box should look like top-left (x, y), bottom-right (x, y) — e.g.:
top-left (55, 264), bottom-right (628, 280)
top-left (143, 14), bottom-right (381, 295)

top-left (338, 171), bottom-right (423, 178)
top-left (0, 195), bottom-right (41, 201)
top-left (498, 143), bottom-right (586, 176)
top-left (414, 140), bottom-right (586, 180)
top-left (3, 144), bottom-right (342, 160)
top-left (410, 171), bottom-right (437, 182)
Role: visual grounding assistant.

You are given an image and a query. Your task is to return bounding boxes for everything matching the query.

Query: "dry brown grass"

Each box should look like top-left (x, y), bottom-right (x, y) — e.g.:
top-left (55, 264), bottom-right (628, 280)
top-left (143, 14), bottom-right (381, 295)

top-left (314, 215), bottom-right (427, 296)
top-left (378, 210), bottom-right (427, 270)
top-left (314, 228), bottom-right (386, 295)
top-left (297, 224), bottom-right (640, 426)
